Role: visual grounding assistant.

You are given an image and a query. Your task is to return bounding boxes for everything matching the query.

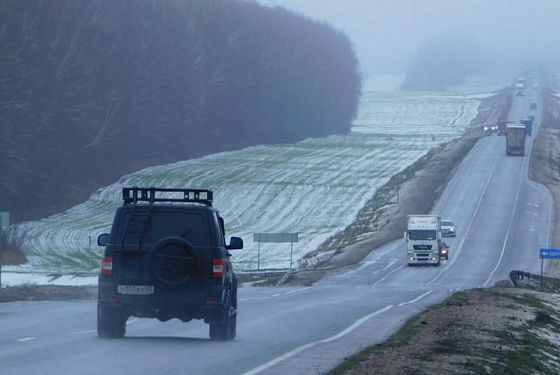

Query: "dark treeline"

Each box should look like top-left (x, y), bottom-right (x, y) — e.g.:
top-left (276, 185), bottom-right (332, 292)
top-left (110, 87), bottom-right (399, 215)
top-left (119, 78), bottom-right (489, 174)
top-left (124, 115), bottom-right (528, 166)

top-left (0, 0), bottom-right (361, 223)
top-left (401, 34), bottom-right (489, 91)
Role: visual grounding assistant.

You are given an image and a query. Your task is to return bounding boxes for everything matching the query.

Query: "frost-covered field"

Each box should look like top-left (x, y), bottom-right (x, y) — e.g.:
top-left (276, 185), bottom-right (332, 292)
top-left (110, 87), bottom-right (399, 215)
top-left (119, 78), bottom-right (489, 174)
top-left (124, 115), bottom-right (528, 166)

top-left (9, 75), bottom-right (509, 273)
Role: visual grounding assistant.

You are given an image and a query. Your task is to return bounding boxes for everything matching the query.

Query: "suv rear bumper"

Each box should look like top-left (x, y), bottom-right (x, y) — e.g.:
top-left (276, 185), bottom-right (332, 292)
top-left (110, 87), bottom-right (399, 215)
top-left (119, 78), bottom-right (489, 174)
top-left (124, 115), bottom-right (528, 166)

top-left (98, 283), bottom-right (229, 323)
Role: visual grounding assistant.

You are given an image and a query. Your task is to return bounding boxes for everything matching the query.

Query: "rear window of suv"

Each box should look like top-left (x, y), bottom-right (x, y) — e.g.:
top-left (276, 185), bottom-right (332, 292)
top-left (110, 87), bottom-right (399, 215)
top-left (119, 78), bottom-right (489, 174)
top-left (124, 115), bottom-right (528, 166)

top-left (120, 209), bottom-right (212, 246)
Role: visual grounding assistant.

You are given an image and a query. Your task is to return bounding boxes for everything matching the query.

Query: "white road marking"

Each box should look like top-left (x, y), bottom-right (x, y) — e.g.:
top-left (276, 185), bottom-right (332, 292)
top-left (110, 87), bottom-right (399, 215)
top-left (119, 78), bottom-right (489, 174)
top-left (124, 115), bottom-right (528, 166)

top-left (71, 329), bottom-right (97, 335)
top-left (372, 264), bottom-right (405, 287)
top-left (426, 164), bottom-right (497, 286)
top-left (240, 287), bottom-right (311, 302)
top-left (338, 259), bottom-right (378, 278)
top-left (396, 290), bottom-right (433, 307)
top-left (243, 290), bottom-right (433, 375)
top-left (483, 151), bottom-right (525, 287)
top-left (17, 337), bottom-right (35, 342)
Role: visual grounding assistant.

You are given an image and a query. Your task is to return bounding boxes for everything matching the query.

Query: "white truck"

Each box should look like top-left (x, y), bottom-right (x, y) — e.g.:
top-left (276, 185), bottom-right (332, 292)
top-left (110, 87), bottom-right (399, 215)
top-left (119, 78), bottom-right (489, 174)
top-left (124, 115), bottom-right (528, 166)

top-left (405, 215), bottom-right (442, 266)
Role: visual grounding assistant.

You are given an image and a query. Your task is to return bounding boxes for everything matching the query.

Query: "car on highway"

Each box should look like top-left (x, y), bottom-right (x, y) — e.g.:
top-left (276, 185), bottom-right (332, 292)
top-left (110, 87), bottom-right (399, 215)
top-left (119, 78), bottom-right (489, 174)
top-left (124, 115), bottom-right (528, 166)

top-left (441, 220), bottom-right (456, 237)
top-left (96, 187), bottom-right (243, 340)
top-left (440, 241), bottom-right (449, 260)
top-left (483, 124), bottom-right (497, 135)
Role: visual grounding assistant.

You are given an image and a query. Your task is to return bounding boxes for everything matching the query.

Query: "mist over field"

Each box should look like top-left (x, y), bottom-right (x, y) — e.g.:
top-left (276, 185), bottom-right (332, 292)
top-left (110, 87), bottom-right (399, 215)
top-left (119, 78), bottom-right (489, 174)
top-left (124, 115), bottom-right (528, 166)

top-left (256, 0), bottom-right (560, 77)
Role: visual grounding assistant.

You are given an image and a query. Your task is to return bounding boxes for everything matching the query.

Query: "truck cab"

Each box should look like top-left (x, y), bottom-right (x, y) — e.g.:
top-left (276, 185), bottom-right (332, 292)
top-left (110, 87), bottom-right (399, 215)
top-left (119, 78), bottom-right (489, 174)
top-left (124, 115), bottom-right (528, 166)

top-left (405, 215), bottom-right (442, 266)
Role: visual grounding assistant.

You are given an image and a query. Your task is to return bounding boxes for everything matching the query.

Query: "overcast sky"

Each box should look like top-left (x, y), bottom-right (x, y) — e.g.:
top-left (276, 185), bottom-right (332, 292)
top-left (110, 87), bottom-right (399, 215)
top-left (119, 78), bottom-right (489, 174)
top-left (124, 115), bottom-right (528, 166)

top-left (255, 0), bottom-right (560, 77)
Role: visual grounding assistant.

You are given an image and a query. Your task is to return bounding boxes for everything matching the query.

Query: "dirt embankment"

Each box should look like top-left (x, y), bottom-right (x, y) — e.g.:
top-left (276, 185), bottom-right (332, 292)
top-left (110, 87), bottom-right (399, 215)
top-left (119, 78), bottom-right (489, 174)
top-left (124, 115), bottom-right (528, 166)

top-left (0, 285), bottom-right (97, 303)
top-left (334, 288), bottom-right (560, 375)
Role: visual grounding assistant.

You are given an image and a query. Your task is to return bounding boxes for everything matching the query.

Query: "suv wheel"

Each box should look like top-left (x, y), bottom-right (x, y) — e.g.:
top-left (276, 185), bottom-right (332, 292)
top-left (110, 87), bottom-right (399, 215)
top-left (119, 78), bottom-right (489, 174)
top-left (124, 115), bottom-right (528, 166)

top-left (97, 307), bottom-right (127, 338)
top-left (209, 289), bottom-right (236, 341)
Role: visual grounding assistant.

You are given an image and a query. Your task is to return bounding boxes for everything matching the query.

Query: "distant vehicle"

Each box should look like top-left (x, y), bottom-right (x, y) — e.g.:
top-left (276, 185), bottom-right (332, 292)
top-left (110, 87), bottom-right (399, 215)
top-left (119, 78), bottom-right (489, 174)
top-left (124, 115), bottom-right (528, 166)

top-left (440, 241), bottom-right (449, 260)
top-left (405, 215), bottom-right (442, 266)
top-left (496, 118), bottom-right (510, 136)
top-left (521, 118), bottom-right (533, 137)
top-left (441, 220), bottom-right (456, 237)
top-left (482, 124), bottom-right (497, 135)
top-left (506, 125), bottom-right (526, 156)
top-left (530, 102), bottom-right (537, 110)
top-left (97, 187), bottom-right (243, 340)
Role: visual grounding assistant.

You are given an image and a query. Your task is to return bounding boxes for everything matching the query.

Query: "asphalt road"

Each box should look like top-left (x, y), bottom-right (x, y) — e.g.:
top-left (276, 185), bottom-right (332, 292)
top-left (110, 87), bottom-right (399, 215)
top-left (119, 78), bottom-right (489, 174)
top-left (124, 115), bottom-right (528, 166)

top-left (0, 76), bottom-right (553, 375)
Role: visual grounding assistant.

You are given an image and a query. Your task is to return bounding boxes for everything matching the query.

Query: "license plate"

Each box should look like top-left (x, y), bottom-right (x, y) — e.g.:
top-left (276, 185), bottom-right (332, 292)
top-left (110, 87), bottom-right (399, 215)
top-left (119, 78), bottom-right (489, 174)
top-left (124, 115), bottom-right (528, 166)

top-left (117, 285), bottom-right (155, 295)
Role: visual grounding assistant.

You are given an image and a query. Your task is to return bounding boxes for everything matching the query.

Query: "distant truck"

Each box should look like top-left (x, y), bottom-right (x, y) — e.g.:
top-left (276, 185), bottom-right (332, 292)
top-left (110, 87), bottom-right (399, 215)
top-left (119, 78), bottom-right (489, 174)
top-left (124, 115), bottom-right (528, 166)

top-left (405, 215), bottom-right (442, 266)
top-left (506, 125), bottom-right (526, 156)
top-left (515, 83), bottom-right (524, 96)
top-left (521, 118), bottom-right (533, 137)
top-left (496, 118), bottom-right (510, 136)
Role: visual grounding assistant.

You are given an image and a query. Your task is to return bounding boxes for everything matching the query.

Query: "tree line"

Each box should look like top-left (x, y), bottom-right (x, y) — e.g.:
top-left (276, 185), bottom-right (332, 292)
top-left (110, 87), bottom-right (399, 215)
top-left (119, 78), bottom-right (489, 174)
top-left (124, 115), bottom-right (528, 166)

top-left (0, 0), bottom-right (361, 222)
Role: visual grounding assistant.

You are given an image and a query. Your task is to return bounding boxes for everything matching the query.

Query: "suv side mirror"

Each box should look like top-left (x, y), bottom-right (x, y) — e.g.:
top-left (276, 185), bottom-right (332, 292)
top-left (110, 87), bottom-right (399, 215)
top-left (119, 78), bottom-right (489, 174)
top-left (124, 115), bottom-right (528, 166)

top-left (227, 236), bottom-right (243, 250)
top-left (98, 233), bottom-right (110, 246)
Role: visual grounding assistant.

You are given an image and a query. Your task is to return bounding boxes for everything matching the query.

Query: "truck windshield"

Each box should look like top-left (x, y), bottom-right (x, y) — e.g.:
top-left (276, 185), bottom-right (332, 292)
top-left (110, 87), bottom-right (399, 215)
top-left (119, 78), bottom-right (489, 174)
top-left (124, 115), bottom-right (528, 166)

top-left (408, 230), bottom-right (437, 240)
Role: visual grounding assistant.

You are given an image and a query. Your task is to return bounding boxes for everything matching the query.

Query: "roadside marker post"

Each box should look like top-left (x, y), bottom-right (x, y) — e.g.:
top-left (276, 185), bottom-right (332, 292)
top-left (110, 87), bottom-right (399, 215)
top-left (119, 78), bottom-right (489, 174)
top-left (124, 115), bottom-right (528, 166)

top-left (539, 248), bottom-right (560, 287)
top-left (0, 211), bottom-right (9, 287)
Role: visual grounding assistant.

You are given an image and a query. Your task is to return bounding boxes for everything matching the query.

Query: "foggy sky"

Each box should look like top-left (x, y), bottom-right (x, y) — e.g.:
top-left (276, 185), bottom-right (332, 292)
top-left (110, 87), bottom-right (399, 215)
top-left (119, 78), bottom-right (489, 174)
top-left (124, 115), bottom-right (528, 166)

top-left (255, 0), bottom-right (560, 77)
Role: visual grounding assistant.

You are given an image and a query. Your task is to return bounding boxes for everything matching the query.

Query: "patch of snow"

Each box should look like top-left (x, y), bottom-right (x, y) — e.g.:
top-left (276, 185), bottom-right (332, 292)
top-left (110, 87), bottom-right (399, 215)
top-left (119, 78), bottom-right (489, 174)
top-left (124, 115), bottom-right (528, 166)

top-left (1, 271), bottom-right (97, 287)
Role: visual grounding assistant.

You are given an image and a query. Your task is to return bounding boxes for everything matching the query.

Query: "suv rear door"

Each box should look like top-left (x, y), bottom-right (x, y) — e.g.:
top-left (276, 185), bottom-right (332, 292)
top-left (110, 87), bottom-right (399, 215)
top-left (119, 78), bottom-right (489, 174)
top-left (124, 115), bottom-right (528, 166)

top-left (111, 206), bottom-right (215, 298)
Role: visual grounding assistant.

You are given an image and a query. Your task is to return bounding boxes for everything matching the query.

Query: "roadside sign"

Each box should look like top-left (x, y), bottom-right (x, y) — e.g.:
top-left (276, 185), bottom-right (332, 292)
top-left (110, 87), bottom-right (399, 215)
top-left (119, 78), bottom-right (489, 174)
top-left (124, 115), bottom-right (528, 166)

top-left (253, 233), bottom-right (298, 243)
top-left (540, 248), bottom-right (560, 259)
top-left (252, 233), bottom-right (299, 270)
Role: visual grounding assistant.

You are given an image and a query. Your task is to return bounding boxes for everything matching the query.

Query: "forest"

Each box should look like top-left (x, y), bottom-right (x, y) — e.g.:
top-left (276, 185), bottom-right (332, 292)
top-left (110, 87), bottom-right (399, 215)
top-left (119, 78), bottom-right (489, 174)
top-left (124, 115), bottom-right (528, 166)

top-left (0, 0), bottom-right (361, 223)
top-left (401, 34), bottom-right (487, 91)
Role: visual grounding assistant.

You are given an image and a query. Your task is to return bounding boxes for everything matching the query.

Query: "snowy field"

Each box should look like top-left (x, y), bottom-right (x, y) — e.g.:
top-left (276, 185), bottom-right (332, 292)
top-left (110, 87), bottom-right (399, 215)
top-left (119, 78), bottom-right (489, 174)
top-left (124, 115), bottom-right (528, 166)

top-left (8, 74), bottom-right (510, 276)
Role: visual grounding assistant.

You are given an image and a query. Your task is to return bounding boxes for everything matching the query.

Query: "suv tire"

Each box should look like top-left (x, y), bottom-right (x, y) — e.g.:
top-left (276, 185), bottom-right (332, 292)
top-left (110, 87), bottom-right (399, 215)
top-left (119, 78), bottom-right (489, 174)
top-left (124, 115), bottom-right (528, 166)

top-left (97, 307), bottom-right (127, 338)
top-left (209, 288), bottom-right (236, 341)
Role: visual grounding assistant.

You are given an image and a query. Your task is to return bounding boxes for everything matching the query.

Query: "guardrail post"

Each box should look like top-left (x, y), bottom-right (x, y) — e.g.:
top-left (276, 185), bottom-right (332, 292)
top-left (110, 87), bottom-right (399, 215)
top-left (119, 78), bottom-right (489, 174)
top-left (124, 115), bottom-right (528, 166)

top-left (541, 258), bottom-right (544, 287)
top-left (257, 241), bottom-right (261, 271)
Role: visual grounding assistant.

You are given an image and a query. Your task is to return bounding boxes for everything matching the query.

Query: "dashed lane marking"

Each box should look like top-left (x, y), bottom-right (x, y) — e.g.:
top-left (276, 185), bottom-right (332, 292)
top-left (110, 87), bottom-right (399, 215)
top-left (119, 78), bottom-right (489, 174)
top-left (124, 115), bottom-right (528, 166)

top-left (242, 289), bottom-right (433, 375)
top-left (17, 337), bottom-right (35, 342)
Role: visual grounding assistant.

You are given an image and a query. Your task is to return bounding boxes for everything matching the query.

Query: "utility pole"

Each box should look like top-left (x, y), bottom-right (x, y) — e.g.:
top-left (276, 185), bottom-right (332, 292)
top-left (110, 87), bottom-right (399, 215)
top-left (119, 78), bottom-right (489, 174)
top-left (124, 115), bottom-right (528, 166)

top-left (0, 212), bottom-right (11, 288)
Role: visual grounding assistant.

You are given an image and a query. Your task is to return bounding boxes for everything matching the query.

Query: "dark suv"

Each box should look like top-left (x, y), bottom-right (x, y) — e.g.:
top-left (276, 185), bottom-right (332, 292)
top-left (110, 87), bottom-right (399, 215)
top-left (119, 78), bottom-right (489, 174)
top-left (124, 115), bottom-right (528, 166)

top-left (97, 187), bottom-right (243, 340)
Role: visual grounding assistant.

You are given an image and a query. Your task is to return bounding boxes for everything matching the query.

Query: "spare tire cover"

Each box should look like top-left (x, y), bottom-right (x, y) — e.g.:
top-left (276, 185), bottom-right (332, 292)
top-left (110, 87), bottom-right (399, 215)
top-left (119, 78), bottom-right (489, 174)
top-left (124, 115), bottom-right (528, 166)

top-left (150, 236), bottom-right (200, 285)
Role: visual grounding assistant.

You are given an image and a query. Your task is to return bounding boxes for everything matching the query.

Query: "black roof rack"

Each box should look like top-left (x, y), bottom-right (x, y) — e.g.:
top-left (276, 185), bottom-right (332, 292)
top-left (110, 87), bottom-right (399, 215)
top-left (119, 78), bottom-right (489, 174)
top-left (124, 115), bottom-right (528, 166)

top-left (122, 187), bottom-right (213, 207)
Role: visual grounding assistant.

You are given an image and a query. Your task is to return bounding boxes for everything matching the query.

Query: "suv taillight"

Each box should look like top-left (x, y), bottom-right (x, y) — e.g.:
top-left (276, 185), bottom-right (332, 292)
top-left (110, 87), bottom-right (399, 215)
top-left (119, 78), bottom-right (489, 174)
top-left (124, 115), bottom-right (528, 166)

top-left (212, 259), bottom-right (225, 279)
top-left (102, 256), bottom-right (113, 276)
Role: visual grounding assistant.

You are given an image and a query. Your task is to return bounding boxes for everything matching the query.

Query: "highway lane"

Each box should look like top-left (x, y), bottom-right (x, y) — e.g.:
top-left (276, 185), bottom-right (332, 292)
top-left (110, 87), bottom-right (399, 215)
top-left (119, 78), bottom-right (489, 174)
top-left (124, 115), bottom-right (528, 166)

top-left (0, 76), bottom-right (553, 375)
